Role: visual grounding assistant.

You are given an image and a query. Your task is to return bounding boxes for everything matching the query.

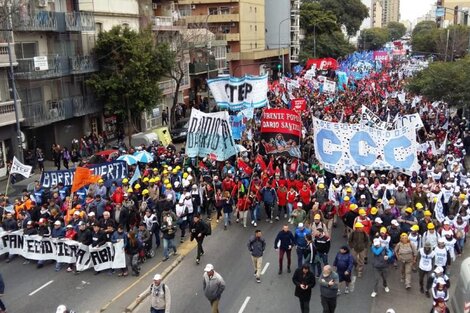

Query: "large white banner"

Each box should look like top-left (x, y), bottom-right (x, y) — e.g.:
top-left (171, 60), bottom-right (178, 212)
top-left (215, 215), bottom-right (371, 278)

top-left (208, 74), bottom-right (268, 110)
top-left (360, 105), bottom-right (394, 130)
top-left (186, 109), bottom-right (237, 161)
top-left (394, 113), bottom-right (424, 130)
top-left (323, 80), bottom-right (336, 94)
top-left (313, 117), bottom-right (420, 174)
top-left (0, 231), bottom-right (126, 271)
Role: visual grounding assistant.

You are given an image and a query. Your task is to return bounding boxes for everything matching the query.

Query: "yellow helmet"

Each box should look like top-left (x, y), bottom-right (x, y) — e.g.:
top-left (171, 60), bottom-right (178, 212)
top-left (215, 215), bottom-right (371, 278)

top-left (166, 183), bottom-right (172, 189)
top-left (163, 170), bottom-right (169, 175)
top-left (152, 168), bottom-right (158, 172)
top-left (370, 207), bottom-right (378, 215)
top-left (314, 214), bottom-right (321, 220)
top-left (349, 204), bottom-right (358, 210)
top-left (143, 177), bottom-right (149, 183)
top-left (149, 178), bottom-right (155, 184)
top-left (134, 184), bottom-right (141, 189)
top-left (358, 209), bottom-right (366, 216)
top-left (424, 210), bottom-right (432, 217)
top-left (164, 179), bottom-right (170, 185)
top-left (343, 196), bottom-right (350, 201)
top-left (415, 202), bottom-right (424, 209)
top-left (411, 225), bottom-right (419, 231)
top-left (389, 199), bottom-right (395, 204)
top-left (380, 227), bottom-right (387, 233)
top-left (127, 188), bottom-right (133, 193)
top-left (318, 183), bottom-right (325, 189)
top-left (98, 179), bottom-right (104, 183)
top-left (172, 168), bottom-right (178, 174)
top-left (155, 176), bottom-right (161, 182)
top-left (459, 194), bottom-right (466, 200)
top-left (122, 178), bottom-right (129, 184)
top-left (183, 173), bottom-right (189, 179)
top-left (400, 233), bottom-right (408, 238)
top-left (175, 165), bottom-right (181, 171)
top-left (346, 188), bottom-right (352, 193)
top-left (354, 222), bottom-right (364, 228)
top-left (427, 223), bottom-right (435, 230)
top-left (142, 189), bottom-right (149, 195)
top-left (405, 207), bottom-right (413, 214)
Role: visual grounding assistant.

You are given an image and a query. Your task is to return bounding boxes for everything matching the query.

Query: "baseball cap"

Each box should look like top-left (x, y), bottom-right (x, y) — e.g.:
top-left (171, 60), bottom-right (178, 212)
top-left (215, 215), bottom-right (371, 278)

top-left (66, 224), bottom-right (73, 228)
top-left (204, 264), bottom-right (214, 272)
top-left (434, 266), bottom-right (444, 274)
top-left (391, 219), bottom-right (399, 226)
top-left (153, 273), bottom-right (162, 280)
top-left (373, 238), bottom-right (381, 246)
top-left (374, 217), bottom-right (383, 224)
top-left (54, 220), bottom-right (61, 226)
top-left (298, 223), bottom-right (304, 228)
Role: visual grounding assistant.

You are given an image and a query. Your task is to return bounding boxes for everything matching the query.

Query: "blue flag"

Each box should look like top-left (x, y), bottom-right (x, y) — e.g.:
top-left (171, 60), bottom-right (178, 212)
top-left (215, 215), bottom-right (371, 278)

top-left (129, 166), bottom-right (141, 186)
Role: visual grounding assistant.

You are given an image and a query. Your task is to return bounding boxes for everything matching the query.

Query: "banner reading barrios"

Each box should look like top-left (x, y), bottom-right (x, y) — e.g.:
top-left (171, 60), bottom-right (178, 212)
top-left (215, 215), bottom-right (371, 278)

top-left (186, 109), bottom-right (237, 161)
top-left (260, 109), bottom-right (302, 158)
top-left (312, 117), bottom-right (420, 174)
top-left (208, 74), bottom-right (268, 110)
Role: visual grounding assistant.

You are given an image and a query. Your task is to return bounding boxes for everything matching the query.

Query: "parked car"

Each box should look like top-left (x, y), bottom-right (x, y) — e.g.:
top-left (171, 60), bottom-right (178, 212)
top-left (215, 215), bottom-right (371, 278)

top-left (170, 118), bottom-right (190, 143)
top-left (84, 149), bottom-right (119, 167)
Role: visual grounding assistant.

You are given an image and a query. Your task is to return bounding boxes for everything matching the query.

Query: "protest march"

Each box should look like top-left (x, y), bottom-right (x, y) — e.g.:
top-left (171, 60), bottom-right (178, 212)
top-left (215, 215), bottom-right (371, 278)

top-left (1, 50), bottom-right (469, 313)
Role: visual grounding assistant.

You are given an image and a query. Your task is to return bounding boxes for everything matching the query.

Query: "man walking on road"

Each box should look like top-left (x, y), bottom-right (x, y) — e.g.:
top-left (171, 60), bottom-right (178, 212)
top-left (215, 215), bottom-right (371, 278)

top-left (150, 273), bottom-right (171, 313)
top-left (247, 229), bottom-right (266, 283)
top-left (292, 263), bottom-right (316, 313)
top-left (348, 222), bottom-right (369, 278)
top-left (190, 214), bottom-right (209, 265)
top-left (274, 224), bottom-right (295, 274)
top-left (295, 223), bottom-right (311, 268)
top-left (370, 238), bottom-right (392, 298)
top-left (203, 264), bottom-right (225, 313)
top-left (319, 265), bottom-right (339, 313)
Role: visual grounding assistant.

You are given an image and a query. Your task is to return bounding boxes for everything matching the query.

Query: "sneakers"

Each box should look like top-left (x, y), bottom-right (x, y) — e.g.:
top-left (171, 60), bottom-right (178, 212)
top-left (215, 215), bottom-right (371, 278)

top-left (266, 219), bottom-right (270, 222)
top-left (162, 257), bottom-right (169, 262)
top-left (337, 290), bottom-right (341, 296)
top-left (253, 222), bottom-right (257, 227)
top-left (284, 214), bottom-right (287, 218)
top-left (66, 267), bottom-right (73, 272)
top-left (270, 220), bottom-right (273, 224)
top-left (275, 216), bottom-right (280, 221)
top-left (196, 259), bottom-right (200, 265)
top-left (236, 219), bottom-right (239, 223)
top-left (256, 278), bottom-right (261, 283)
top-left (371, 291), bottom-right (377, 298)
top-left (345, 287), bottom-right (350, 294)
top-left (385, 287), bottom-right (390, 293)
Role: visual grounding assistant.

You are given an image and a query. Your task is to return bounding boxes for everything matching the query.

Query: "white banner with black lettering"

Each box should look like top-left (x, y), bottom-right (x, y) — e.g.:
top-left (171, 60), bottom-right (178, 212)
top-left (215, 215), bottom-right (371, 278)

top-left (360, 105), bottom-right (395, 130)
top-left (208, 74), bottom-right (268, 110)
top-left (0, 231), bottom-right (126, 271)
top-left (394, 113), bottom-right (424, 130)
top-left (11, 156), bottom-right (32, 178)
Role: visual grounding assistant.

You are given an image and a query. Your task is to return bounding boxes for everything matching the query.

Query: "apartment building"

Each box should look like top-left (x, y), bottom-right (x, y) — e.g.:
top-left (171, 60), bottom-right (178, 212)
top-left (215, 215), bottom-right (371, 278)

top-left (371, 0), bottom-right (400, 28)
top-left (180, 0), bottom-right (289, 76)
top-left (438, 0), bottom-right (470, 26)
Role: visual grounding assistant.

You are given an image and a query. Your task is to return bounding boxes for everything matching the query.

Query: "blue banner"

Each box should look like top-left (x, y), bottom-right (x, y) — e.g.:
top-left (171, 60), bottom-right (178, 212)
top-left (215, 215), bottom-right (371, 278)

top-left (40, 161), bottom-right (128, 188)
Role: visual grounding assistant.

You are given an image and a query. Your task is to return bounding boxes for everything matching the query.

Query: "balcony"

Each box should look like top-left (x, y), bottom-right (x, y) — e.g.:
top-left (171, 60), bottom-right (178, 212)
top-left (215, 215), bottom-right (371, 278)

top-left (0, 100), bottom-right (23, 127)
top-left (72, 96), bottom-right (101, 117)
top-left (189, 60), bottom-right (217, 75)
top-left (13, 11), bottom-right (65, 32)
top-left (178, 0), bottom-right (235, 3)
top-left (225, 33), bottom-right (240, 41)
top-left (0, 43), bottom-right (16, 66)
top-left (152, 16), bottom-right (186, 31)
top-left (65, 11), bottom-right (95, 32)
top-left (15, 55), bottom-right (97, 80)
top-left (158, 79), bottom-right (175, 95)
top-left (184, 14), bottom-right (239, 24)
top-left (21, 98), bottom-right (74, 128)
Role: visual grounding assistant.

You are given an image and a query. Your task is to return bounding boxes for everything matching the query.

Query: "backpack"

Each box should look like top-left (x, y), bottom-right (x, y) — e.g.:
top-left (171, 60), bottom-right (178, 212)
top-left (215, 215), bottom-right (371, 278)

top-left (203, 220), bottom-right (212, 236)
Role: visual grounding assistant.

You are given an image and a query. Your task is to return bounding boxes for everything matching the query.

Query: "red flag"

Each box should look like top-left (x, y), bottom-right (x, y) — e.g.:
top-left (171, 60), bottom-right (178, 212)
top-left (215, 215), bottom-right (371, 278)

top-left (267, 159), bottom-right (275, 176)
top-left (72, 167), bottom-right (101, 193)
top-left (256, 155), bottom-right (267, 171)
top-left (290, 159), bottom-right (299, 172)
top-left (198, 161), bottom-right (208, 170)
top-left (237, 159), bottom-right (253, 176)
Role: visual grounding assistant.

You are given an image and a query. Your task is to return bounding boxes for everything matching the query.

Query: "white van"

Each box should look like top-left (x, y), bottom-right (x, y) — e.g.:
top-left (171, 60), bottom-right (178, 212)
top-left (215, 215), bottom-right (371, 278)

top-left (450, 257), bottom-right (470, 313)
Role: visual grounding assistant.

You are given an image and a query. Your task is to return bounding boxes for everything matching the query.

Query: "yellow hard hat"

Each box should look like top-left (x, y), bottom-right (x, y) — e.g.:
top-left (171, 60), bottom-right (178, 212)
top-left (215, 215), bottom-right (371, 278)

top-left (343, 196), bottom-right (350, 201)
top-left (400, 232), bottom-right (408, 238)
top-left (143, 177), bottom-right (149, 183)
top-left (98, 179), bottom-right (104, 183)
top-left (152, 168), bottom-right (158, 172)
top-left (163, 170), bottom-right (169, 175)
top-left (354, 222), bottom-right (364, 228)
top-left (416, 202), bottom-right (424, 209)
top-left (166, 183), bottom-right (172, 189)
top-left (350, 204), bottom-right (358, 210)
top-left (122, 178), bottom-right (129, 184)
top-left (346, 188), bottom-right (352, 193)
top-left (175, 165), bottom-right (181, 170)
top-left (127, 188), bottom-right (133, 193)
top-left (142, 189), bottom-right (149, 195)
top-left (318, 183), bottom-right (325, 189)
top-left (380, 227), bottom-right (387, 233)
top-left (314, 214), bottom-right (321, 219)
top-left (149, 178), bottom-right (155, 183)
top-left (134, 184), bottom-right (141, 189)
top-left (411, 225), bottom-right (419, 231)
top-left (389, 199), bottom-right (395, 204)
top-left (163, 164), bottom-right (168, 168)
top-left (359, 209), bottom-right (366, 216)
top-left (427, 223), bottom-right (435, 230)
top-left (172, 168), bottom-right (178, 174)
top-left (155, 176), bottom-right (161, 182)
top-left (459, 194), bottom-right (466, 200)
top-left (424, 210), bottom-right (432, 217)
top-left (163, 179), bottom-right (170, 185)
top-left (377, 199), bottom-right (382, 203)
top-left (370, 207), bottom-right (378, 215)
top-left (405, 207), bottom-right (413, 214)
top-left (183, 173), bottom-right (189, 179)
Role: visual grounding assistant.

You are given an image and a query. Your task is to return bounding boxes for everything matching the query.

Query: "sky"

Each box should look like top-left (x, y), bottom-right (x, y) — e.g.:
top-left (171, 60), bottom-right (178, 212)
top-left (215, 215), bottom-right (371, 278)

top-left (400, 0), bottom-right (436, 22)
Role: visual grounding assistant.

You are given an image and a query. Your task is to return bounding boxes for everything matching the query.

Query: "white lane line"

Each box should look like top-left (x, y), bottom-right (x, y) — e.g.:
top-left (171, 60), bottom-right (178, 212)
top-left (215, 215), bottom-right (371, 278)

top-left (29, 280), bottom-right (54, 296)
top-left (261, 262), bottom-right (270, 275)
top-left (238, 296), bottom-right (251, 313)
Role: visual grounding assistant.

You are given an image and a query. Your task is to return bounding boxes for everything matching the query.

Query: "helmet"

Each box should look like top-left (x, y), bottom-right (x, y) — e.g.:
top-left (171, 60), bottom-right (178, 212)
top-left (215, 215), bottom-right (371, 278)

top-left (427, 223), bottom-right (435, 230)
top-left (415, 202), bottom-right (424, 209)
top-left (98, 179), bottom-right (104, 183)
top-left (152, 168), bottom-right (158, 172)
top-left (172, 168), bottom-right (178, 174)
top-left (400, 233), bottom-right (408, 238)
top-left (122, 178), bottom-right (129, 184)
top-left (166, 183), bottom-right (172, 189)
top-left (149, 178), bottom-right (155, 184)
top-left (380, 227), bottom-right (387, 233)
top-left (411, 225), bottom-right (419, 231)
top-left (164, 179), bottom-right (170, 185)
top-left (175, 165), bottom-right (181, 171)
top-left (424, 210), bottom-right (432, 216)
top-left (405, 207), bottom-right (413, 214)
top-left (155, 176), bottom-right (161, 182)
top-left (183, 173), bottom-right (189, 179)
top-left (143, 177), bottom-right (149, 183)
top-left (314, 214), bottom-right (321, 220)
top-left (134, 184), bottom-right (141, 189)
top-left (163, 170), bottom-right (169, 175)
top-left (370, 207), bottom-right (378, 215)
top-left (389, 199), bottom-right (395, 204)
top-left (358, 209), bottom-right (366, 216)
top-left (127, 188), bottom-right (133, 193)
top-left (343, 196), bottom-right (350, 201)
top-left (142, 189), bottom-right (149, 195)
top-left (318, 183), bottom-right (325, 189)
top-left (349, 204), bottom-right (358, 210)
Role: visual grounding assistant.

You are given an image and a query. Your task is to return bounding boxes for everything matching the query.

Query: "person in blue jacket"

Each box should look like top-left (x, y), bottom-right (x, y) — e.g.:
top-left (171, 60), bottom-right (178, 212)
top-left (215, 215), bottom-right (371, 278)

top-left (370, 237), bottom-right (393, 298)
top-left (274, 224), bottom-right (295, 274)
top-left (295, 223), bottom-right (312, 268)
top-left (333, 245), bottom-right (354, 294)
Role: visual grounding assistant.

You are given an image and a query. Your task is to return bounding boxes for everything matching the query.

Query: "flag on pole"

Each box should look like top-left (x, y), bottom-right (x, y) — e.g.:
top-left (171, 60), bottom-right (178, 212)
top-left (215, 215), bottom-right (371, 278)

top-left (267, 159), bottom-right (275, 176)
top-left (129, 166), bottom-right (141, 186)
top-left (10, 156), bottom-right (32, 178)
top-left (71, 167), bottom-right (101, 193)
top-left (256, 155), bottom-right (267, 171)
top-left (237, 159), bottom-right (253, 176)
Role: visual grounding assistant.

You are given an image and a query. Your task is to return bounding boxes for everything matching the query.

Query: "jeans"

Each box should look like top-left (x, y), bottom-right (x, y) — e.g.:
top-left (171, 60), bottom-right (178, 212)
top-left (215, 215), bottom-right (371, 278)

top-left (299, 298), bottom-right (310, 313)
top-left (129, 253), bottom-right (139, 274)
top-left (287, 203), bottom-right (293, 218)
top-left (296, 247), bottom-right (307, 268)
top-left (196, 238), bottom-right (205, 260)
top-left (279, 248), bottom-right (292, 271)
top-left (321, 296), bottom-right (337, 313)
top-left (264, 202), bottom-right (273, 220)
top-left (419, 268), bottom-right (431, 291)
top-left (239, 210), bottom-right (249, 226)
top-left (316, 252), bottom-right (329, 276)
top-left (224, 212), bottom-right (231, 226)
top-left (251, 204), bottom-right (260, 221)
top-left (179, 220), bottom-right (188, 239)
top-left (163, 238), bottom-right (177, 258)
top-left (153, 228), bottom-right (161, 248)
top-left (373, 267), bottom-right (388, 292)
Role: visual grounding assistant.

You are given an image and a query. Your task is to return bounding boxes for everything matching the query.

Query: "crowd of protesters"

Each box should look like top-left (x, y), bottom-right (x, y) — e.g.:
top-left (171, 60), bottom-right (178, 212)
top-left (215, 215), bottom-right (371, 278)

top-left (0, 56), bottom-right (469, 313)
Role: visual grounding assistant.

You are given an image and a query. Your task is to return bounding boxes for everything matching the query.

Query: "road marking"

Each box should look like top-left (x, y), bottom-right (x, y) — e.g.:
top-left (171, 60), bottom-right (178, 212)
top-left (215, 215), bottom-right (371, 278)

top-left (100, 261), bottom-right (163, 311)
top-left (261, 262), bottom-right (270, 275)
top-left (29, 280), bottom-right (54, 296)
top-left (238, 296), bottom-right (251, 313)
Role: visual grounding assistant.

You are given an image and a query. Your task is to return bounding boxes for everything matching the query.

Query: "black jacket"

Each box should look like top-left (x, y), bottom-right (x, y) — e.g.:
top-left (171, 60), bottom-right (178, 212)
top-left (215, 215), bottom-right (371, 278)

top-left (91, 230), bottom-right (107, 247)
top-left (77, 228), bottom-right (92, 245)
top-left (247, 235), bottom-right (266, 257)
top-left (190, 220), bottom-right (207, 241)
top-left (292, 268), bottom-right (316, 300)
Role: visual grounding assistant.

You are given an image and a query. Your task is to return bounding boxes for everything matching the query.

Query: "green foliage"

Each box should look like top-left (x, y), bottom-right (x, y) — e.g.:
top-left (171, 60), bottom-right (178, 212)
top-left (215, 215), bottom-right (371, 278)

top-left (359, 27), bottom-right (390, 50)
top-left (300, 31), bottom-right (355, 61)
top-left (387, 22), bottom-right (407, 41)
top-left (319, 0), bottom-right (369, 36)
top-left (411, 21), bottom-right (438, 55)
top-left (407, 56), bottom-right (470, 108)
top-left (300, 1), bottom-right (339, 34)
top-left (87, 26), bottom-right (174, 119)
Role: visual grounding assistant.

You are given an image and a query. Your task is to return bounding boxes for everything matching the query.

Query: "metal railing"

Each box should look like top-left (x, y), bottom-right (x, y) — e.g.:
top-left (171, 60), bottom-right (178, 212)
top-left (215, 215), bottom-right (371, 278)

top-left (0, 100), bottom-right (22, 127)
top-left (21, 98), bottom-right (74, 127)
top-left (0, 43), bottom-right (15, 65)
top-left (72, 96), bottom-right (101, 117)
top-left (189, 60), bottom-right (217, 75)
top-left (65, 11), bottom-right (95, 32)
top-left (71, 55), bottom-right (98, 74)
top-left (13, 11), bottom-right (60, 32)
top-left (154, 16), bottom-right (174, 27)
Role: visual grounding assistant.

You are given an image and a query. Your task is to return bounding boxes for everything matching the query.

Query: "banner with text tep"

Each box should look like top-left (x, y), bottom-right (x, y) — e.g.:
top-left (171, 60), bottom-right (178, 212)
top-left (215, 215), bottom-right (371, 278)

top-left (260, 109), bottom-right (302, 158)
top-left (312, 117), bottom-right (420, 175)
top-left (208, 74), bottom-right (268, 111)
top-left (186, 109), bottom-right (237, 161)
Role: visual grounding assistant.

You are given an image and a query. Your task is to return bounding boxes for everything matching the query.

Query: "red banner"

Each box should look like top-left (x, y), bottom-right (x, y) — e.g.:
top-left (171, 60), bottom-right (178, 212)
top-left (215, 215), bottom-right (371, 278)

top-left (305, 57), bottom-right (338, 71)
top-left (373, 51), bottom-right (390, 63)
top-left (260, 109), bottom-right (302, 158)
top-left (291, 98), bottom-right (307, 113)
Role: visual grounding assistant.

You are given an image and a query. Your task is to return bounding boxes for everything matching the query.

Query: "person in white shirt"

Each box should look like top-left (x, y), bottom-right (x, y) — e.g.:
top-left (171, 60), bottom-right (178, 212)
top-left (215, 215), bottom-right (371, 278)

top-left (417, 241), bottom-right (435, 296)
top-left (150, 273), bottom-right (171, 313)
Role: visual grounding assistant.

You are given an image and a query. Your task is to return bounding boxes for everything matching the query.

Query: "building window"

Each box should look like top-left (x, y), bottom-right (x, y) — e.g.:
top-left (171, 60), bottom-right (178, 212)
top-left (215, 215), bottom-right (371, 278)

top-left (219, 7), bottom-right (230, 14)
top-left (15, 42), bottom-right (37, 59)
top-left (250, 43), bottom-right (253, 49)
top-left (255, 42), bottom-right (258, 48)
top-left (255, 25), bottom-right (257, 31)
top-left (209, 7), bottom-right (218, 15)
top-left (250, 25), bottom-right (252, 31)
top-left (95, 22), bottom-right (103, 33)
top-left (254, 7), bottom-right (257, 13)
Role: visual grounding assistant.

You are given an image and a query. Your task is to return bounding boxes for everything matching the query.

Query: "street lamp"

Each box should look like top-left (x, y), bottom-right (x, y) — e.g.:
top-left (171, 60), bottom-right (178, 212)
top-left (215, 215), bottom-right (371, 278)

top-left (278, 17), bottom-right (290, 76)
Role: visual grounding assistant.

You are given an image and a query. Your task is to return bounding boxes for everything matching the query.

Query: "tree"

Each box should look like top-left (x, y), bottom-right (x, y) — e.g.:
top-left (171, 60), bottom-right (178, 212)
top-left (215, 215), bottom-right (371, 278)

top-left (387, 22), bottom-right (407, 41)
top-left (300, 1), bottom-right (339, 35)
top-left (300, 31), bottom-right (355, 61)
top-left (411, 21), bottom-right (438, 55)
top-left (407, 56), bottom-right (470, 108)
top-left (87, 26), bottom-right (174, 146)
top-left (435, 25), bottom-right (470, 61)
top-left (359, 27), bottom-right (390, 50)
top-left (318, 0), bottom-right (369, 36)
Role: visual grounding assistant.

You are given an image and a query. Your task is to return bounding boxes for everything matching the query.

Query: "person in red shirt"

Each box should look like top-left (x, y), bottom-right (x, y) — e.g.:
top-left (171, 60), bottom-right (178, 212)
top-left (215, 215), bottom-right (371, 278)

top-left (287, 187), bottom-right (298, 223)
top-left (236, 192), bottom-right (252, 227)
top-left (354, 209), bottom-right (372, 235)
top-left (222, 175), bottom-right (235, 193)
top-left (299, 183), bottom-right (312, 210)
top-left (65, 224), bottom-right (77, 272)
top-left (273, 173), bottom-right (286, 188)
top-left (277, 184), bottom-right (288, 220)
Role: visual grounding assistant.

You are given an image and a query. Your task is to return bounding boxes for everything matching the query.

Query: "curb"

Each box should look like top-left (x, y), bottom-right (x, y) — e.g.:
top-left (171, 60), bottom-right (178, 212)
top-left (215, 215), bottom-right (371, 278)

top-left (124, 255), bottom-right (184, 313)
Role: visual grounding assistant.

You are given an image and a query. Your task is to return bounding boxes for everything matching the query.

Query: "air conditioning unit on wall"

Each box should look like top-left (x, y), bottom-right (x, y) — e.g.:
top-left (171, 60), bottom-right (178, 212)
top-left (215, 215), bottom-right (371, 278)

top-left (191, 5), bottom-right (196, 9)
top-left (38, 0), bottom-right (47, 7)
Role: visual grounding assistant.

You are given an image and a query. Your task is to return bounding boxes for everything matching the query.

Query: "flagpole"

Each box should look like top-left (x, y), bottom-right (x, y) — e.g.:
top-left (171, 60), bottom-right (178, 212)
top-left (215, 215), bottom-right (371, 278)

top-left (5, 173), bottom-right (11, 196)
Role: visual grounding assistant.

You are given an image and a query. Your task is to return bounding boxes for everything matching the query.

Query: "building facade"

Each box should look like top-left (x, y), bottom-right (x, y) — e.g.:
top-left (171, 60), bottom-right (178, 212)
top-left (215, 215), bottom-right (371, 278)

top-left (371, 0), bottom-right (400, 27)
top-left (438, 0), bottom-right (470, 26)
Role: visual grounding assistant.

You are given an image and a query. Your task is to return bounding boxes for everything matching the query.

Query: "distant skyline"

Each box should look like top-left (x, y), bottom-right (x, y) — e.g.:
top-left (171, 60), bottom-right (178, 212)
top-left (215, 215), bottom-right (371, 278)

top-left (400, 0), bottom-right (436, 22)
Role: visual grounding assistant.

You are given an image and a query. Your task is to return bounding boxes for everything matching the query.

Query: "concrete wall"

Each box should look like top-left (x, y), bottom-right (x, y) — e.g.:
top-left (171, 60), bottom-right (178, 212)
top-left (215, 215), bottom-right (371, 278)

top-left (265, 0), bottom-right (291, 51)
